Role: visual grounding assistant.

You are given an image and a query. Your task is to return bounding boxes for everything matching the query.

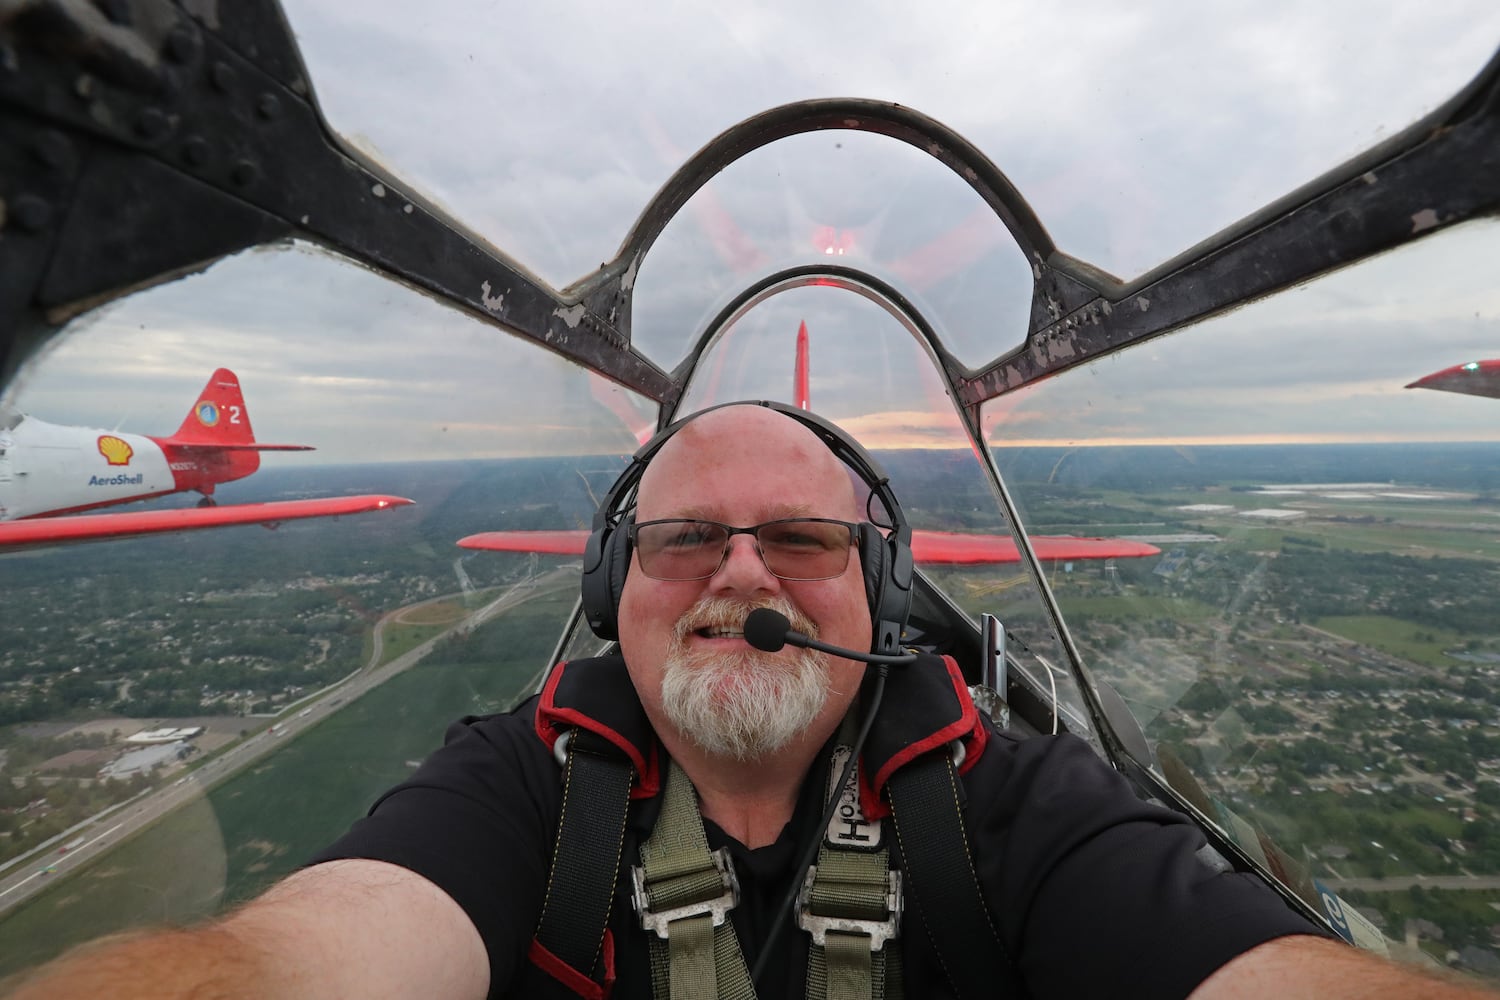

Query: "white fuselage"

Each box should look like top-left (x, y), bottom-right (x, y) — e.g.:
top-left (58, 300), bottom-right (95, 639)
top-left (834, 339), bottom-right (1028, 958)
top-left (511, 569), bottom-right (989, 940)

top-left (0, 414), bottom-right (176, 521)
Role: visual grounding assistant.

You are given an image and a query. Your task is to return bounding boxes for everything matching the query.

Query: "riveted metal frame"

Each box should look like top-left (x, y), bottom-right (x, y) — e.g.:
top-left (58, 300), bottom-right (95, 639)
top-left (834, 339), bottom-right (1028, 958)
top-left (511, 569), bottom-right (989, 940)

top-left (5, 7), bottom-right (1497, 412)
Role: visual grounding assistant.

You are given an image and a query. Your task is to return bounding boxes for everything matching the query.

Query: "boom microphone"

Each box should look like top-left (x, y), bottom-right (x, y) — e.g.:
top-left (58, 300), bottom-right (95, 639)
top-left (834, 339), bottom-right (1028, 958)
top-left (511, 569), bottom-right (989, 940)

top-left (743, 608), bottom-right (919, 666)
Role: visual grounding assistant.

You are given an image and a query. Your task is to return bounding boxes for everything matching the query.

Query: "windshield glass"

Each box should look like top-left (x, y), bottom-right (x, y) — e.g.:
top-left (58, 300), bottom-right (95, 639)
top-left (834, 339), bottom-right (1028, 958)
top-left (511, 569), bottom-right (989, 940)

top-left (670, 281), bottom-right (1087, 733)
top-left (990, 220), bottom-right (1500, 968)
top-left (5, 0), bottom-right (1500, 985)
top-left (632, 130), bottom-right (1033, 367)
top-left (0, 244), bottom-right (643, 974)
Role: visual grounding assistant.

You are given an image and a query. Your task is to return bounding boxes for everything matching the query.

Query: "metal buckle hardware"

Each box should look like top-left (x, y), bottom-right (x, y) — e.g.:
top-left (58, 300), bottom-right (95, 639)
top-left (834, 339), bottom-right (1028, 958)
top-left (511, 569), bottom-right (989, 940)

top-left (552, 728), bottom-right (573, 768)
top-left (795, 865), bottom-right (903, 951)
top-left (631, 846), bottom-right (740, 940)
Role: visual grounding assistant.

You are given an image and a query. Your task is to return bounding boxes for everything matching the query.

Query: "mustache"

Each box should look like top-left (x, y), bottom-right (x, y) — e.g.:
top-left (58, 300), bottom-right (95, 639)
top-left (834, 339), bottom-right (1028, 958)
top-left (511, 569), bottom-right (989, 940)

top-left (672, 595), bottom-right (818, 644)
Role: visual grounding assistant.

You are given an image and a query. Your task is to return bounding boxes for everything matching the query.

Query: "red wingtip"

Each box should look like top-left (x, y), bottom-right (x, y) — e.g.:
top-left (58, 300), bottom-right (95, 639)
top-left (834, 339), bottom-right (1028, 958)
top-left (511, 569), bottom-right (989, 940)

top-left (1406, 360), bottom-right (1500, 399)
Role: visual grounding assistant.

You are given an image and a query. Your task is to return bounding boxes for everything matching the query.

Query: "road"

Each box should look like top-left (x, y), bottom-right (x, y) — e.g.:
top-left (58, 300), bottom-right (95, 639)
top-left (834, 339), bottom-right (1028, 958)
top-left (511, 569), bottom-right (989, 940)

top-left (0, 569), bottom-right (574, 916)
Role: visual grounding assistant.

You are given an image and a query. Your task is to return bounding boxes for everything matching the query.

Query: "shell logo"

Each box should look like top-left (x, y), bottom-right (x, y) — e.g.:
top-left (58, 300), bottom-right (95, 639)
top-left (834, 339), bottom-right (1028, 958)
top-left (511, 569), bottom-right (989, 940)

top-left (196, 401), bottom-right (220, 427)
top-left (97, 435), bottom-right (134, 466)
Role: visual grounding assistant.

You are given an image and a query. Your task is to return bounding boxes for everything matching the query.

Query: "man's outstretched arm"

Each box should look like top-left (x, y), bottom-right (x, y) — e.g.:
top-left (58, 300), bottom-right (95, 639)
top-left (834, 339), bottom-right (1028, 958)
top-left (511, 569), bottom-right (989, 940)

top-left (1, 859), bottom-right (489, 1000)
top-left (1191, 934), bottom-right (1499, 999)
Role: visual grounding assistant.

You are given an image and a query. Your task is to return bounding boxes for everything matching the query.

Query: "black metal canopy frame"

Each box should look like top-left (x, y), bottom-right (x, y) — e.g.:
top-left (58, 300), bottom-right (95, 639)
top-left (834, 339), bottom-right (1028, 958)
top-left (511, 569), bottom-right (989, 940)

top-left (3, 1), bottom-right (1498, 410)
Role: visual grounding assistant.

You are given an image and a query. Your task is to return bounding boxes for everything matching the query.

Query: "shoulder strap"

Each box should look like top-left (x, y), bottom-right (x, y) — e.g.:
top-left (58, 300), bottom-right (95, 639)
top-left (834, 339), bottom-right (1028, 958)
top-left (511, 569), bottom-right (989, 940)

top-left (800, 725), bottom-right (902, 1000)
top-left (526, 730), bottom-right (634, 999)
top-left (886, 751), bottom-right (1007, 1000)
top-left (635, 759), bottom-right (756, 1000)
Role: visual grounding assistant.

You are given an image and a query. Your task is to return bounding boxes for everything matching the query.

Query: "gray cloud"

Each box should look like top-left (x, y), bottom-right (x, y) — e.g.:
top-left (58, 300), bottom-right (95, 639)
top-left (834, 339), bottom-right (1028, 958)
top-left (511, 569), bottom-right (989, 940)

top-left (281, 0), bottom-right (1500, 285)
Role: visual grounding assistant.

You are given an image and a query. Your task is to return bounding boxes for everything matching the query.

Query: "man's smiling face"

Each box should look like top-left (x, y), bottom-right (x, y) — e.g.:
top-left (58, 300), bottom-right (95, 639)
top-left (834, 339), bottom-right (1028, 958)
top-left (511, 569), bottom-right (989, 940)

top-left (616, 405), bottom-right (873, 761)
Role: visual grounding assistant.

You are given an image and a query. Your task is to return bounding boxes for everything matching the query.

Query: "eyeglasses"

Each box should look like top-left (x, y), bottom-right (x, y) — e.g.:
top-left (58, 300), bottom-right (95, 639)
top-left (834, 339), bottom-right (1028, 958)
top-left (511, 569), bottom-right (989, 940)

top-left (629, 517), bottom-right (859, 581)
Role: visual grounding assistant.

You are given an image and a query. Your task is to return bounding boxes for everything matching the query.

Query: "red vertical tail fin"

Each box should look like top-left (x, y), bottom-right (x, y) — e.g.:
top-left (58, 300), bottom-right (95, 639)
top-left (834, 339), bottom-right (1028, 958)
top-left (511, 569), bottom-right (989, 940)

top-left (795, 321), bottom-right (811, 410)
top-left (156, 369), bottom-right (308, 491)
top-left (170, 368), bottom-right (257, 445)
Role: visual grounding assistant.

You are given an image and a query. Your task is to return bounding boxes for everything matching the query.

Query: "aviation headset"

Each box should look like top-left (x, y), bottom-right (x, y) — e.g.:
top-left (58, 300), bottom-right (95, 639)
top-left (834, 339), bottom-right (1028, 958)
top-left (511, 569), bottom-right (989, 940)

top-left (581, 400), bottom-right (915, 655)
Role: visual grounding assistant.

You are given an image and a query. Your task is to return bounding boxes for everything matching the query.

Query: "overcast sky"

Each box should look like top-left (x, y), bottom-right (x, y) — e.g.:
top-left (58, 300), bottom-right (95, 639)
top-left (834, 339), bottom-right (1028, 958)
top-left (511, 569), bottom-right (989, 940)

top-left (6, 2), bottom-right (1499, 462)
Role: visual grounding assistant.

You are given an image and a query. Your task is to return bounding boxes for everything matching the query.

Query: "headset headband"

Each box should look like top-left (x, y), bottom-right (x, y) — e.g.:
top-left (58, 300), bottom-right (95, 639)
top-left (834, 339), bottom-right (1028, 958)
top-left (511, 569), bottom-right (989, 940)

top-left (581, 400), bottom-right (914, 653)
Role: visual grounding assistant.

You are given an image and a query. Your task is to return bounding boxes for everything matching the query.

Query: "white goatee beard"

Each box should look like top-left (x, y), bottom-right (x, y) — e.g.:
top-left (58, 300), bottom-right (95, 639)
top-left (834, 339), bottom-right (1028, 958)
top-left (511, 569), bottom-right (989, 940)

top-left (659, 596), bottom-right (831, 762)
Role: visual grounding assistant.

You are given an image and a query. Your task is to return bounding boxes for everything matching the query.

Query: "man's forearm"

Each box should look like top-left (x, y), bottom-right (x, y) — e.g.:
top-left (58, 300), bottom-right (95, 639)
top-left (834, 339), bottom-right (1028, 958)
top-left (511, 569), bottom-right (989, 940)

top-left (2, 923), bottom-right (281, 1000)
top-left (1192, 934), bottom-right (1500, 999)
top-left (0, 861), bottom-right (490, 1000)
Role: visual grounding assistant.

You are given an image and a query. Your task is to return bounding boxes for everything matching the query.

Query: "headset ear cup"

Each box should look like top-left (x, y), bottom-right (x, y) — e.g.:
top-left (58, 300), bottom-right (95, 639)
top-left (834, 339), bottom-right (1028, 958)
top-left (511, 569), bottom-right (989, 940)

top-left (859, 522), bottom-right (913, 655)
top-left (858, 522), bottom-right (887, 624)
top-left (605, 517), bottom-right (633, 636)
top-left (580, 526), bottom-right (614, 641)
top-left (582, 514), bottom-right (634, 642)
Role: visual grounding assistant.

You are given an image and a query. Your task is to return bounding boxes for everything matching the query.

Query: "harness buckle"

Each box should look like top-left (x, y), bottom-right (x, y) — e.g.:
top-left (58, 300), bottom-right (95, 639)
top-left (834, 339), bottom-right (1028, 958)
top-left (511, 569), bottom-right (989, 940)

top-left (795, 865), bottom-right (903, 951)
top-left (552, 728), bottom-right (573, 768)
top-left (631, 846), bottom-right (740, 940)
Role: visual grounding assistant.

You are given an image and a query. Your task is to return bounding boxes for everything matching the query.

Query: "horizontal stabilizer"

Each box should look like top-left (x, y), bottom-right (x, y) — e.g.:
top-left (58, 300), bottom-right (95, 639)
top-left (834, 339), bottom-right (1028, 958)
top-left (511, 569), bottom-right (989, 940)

top-left (162, 441), bottom-right (315, 452)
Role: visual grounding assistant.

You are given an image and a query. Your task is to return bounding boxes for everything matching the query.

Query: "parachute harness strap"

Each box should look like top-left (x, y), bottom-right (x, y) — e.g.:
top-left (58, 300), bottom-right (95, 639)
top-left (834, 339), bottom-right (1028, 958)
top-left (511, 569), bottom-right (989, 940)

top-left (634, 758), bottom-right (755, 1000)
top-left (887, 751), bottom-right (1005, 1000)
top-left (529, 729), bottom-right (633, 998)
top-left (800, 716), bottom-right (902, 1000)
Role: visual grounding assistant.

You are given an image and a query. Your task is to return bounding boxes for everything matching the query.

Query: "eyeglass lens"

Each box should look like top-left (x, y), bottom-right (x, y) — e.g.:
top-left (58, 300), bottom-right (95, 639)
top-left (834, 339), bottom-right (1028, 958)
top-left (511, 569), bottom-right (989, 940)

top-left (634, 519), bottom-right (854, 581)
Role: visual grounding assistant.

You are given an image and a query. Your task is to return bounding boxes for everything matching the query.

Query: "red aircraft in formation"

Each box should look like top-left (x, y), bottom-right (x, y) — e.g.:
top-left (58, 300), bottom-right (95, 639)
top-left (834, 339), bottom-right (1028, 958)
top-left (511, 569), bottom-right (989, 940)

top-left (0, 344), bottom-right (1161, 567)
top-left (0, 369), bottom-right (411, 550)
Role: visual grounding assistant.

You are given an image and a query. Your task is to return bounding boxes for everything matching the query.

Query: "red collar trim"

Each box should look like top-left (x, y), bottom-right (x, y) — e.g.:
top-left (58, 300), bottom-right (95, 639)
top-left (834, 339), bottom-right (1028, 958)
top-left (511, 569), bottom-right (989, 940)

top-left (859, 654), bottom-right (987, 820)
top-left (534, 661), bottom-right (662, 800)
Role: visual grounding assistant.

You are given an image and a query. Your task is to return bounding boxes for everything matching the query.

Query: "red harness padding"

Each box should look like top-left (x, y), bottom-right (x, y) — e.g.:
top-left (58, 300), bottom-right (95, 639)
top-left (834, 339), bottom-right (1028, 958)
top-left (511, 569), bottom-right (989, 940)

top-left (535, 657), bottom-right (662, 799)
top-left (858, 652), bottom-right (987, 819)
top-left (522, 651), bottom-right (991, 998)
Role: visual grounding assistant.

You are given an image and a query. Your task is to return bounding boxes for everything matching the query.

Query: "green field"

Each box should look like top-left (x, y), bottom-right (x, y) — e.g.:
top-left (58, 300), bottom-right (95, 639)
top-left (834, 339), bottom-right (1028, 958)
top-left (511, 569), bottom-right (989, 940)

top-left (1057, 594), bottom-right (1221, 622)
top-left (1313, 616), bottom-right (1488, 670)
top-left (376, 621), bottom-right (450, 665)
top-left (0, 588), bottom-right (574, 979)
top-left (1086, 487), bottom-right (1500, 562)
top-left (1313, 524), bottom-right (1500, 561)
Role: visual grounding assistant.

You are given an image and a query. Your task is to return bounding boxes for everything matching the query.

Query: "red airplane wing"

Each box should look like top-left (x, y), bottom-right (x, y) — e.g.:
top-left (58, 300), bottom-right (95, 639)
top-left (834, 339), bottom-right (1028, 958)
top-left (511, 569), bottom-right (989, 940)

top-left (911, 531), bottom-right (1161, 564)
top-left (0, 496), bottom-right (414, 551)
top-left (456, 529), bottom-right (1160, 563)
top-left (1406, 360), bottom-right (1500, 400)
top-left (458, 529), bottom-right (591, 554)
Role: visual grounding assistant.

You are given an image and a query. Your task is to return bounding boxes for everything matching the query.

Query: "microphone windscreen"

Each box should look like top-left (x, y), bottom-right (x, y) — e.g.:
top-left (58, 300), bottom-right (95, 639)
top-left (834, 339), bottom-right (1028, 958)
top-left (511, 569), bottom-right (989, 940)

top-left (743, 608), bottom-right (791, 652)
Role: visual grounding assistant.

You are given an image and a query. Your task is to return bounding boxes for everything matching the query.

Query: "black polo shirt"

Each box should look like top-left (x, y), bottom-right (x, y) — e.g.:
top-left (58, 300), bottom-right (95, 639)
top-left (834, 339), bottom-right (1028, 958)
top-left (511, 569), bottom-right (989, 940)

top-left (312, 656), bottom-right (1325, 998)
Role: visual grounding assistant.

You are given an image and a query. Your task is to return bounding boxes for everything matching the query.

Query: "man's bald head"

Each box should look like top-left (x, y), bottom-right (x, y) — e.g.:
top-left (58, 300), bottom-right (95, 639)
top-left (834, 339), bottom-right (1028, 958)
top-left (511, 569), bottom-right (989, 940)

top-left (635, 404), bottom-right (860, 523)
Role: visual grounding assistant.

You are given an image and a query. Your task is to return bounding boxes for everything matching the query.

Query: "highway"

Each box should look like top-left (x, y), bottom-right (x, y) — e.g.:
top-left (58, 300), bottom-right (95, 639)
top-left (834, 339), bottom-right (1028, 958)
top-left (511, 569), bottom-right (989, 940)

top-left (0, 569), bottom-right (574, 916)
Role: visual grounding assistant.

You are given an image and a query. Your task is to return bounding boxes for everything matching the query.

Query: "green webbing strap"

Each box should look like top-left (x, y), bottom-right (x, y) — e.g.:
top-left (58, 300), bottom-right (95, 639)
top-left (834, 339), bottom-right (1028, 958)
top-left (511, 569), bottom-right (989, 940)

top-left (886, 751), bottom-right (1005, 1000)
top-left (635, 759), bottom-right (755, 1000)
top-left (801, 722), bottom-right (900, 1000)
